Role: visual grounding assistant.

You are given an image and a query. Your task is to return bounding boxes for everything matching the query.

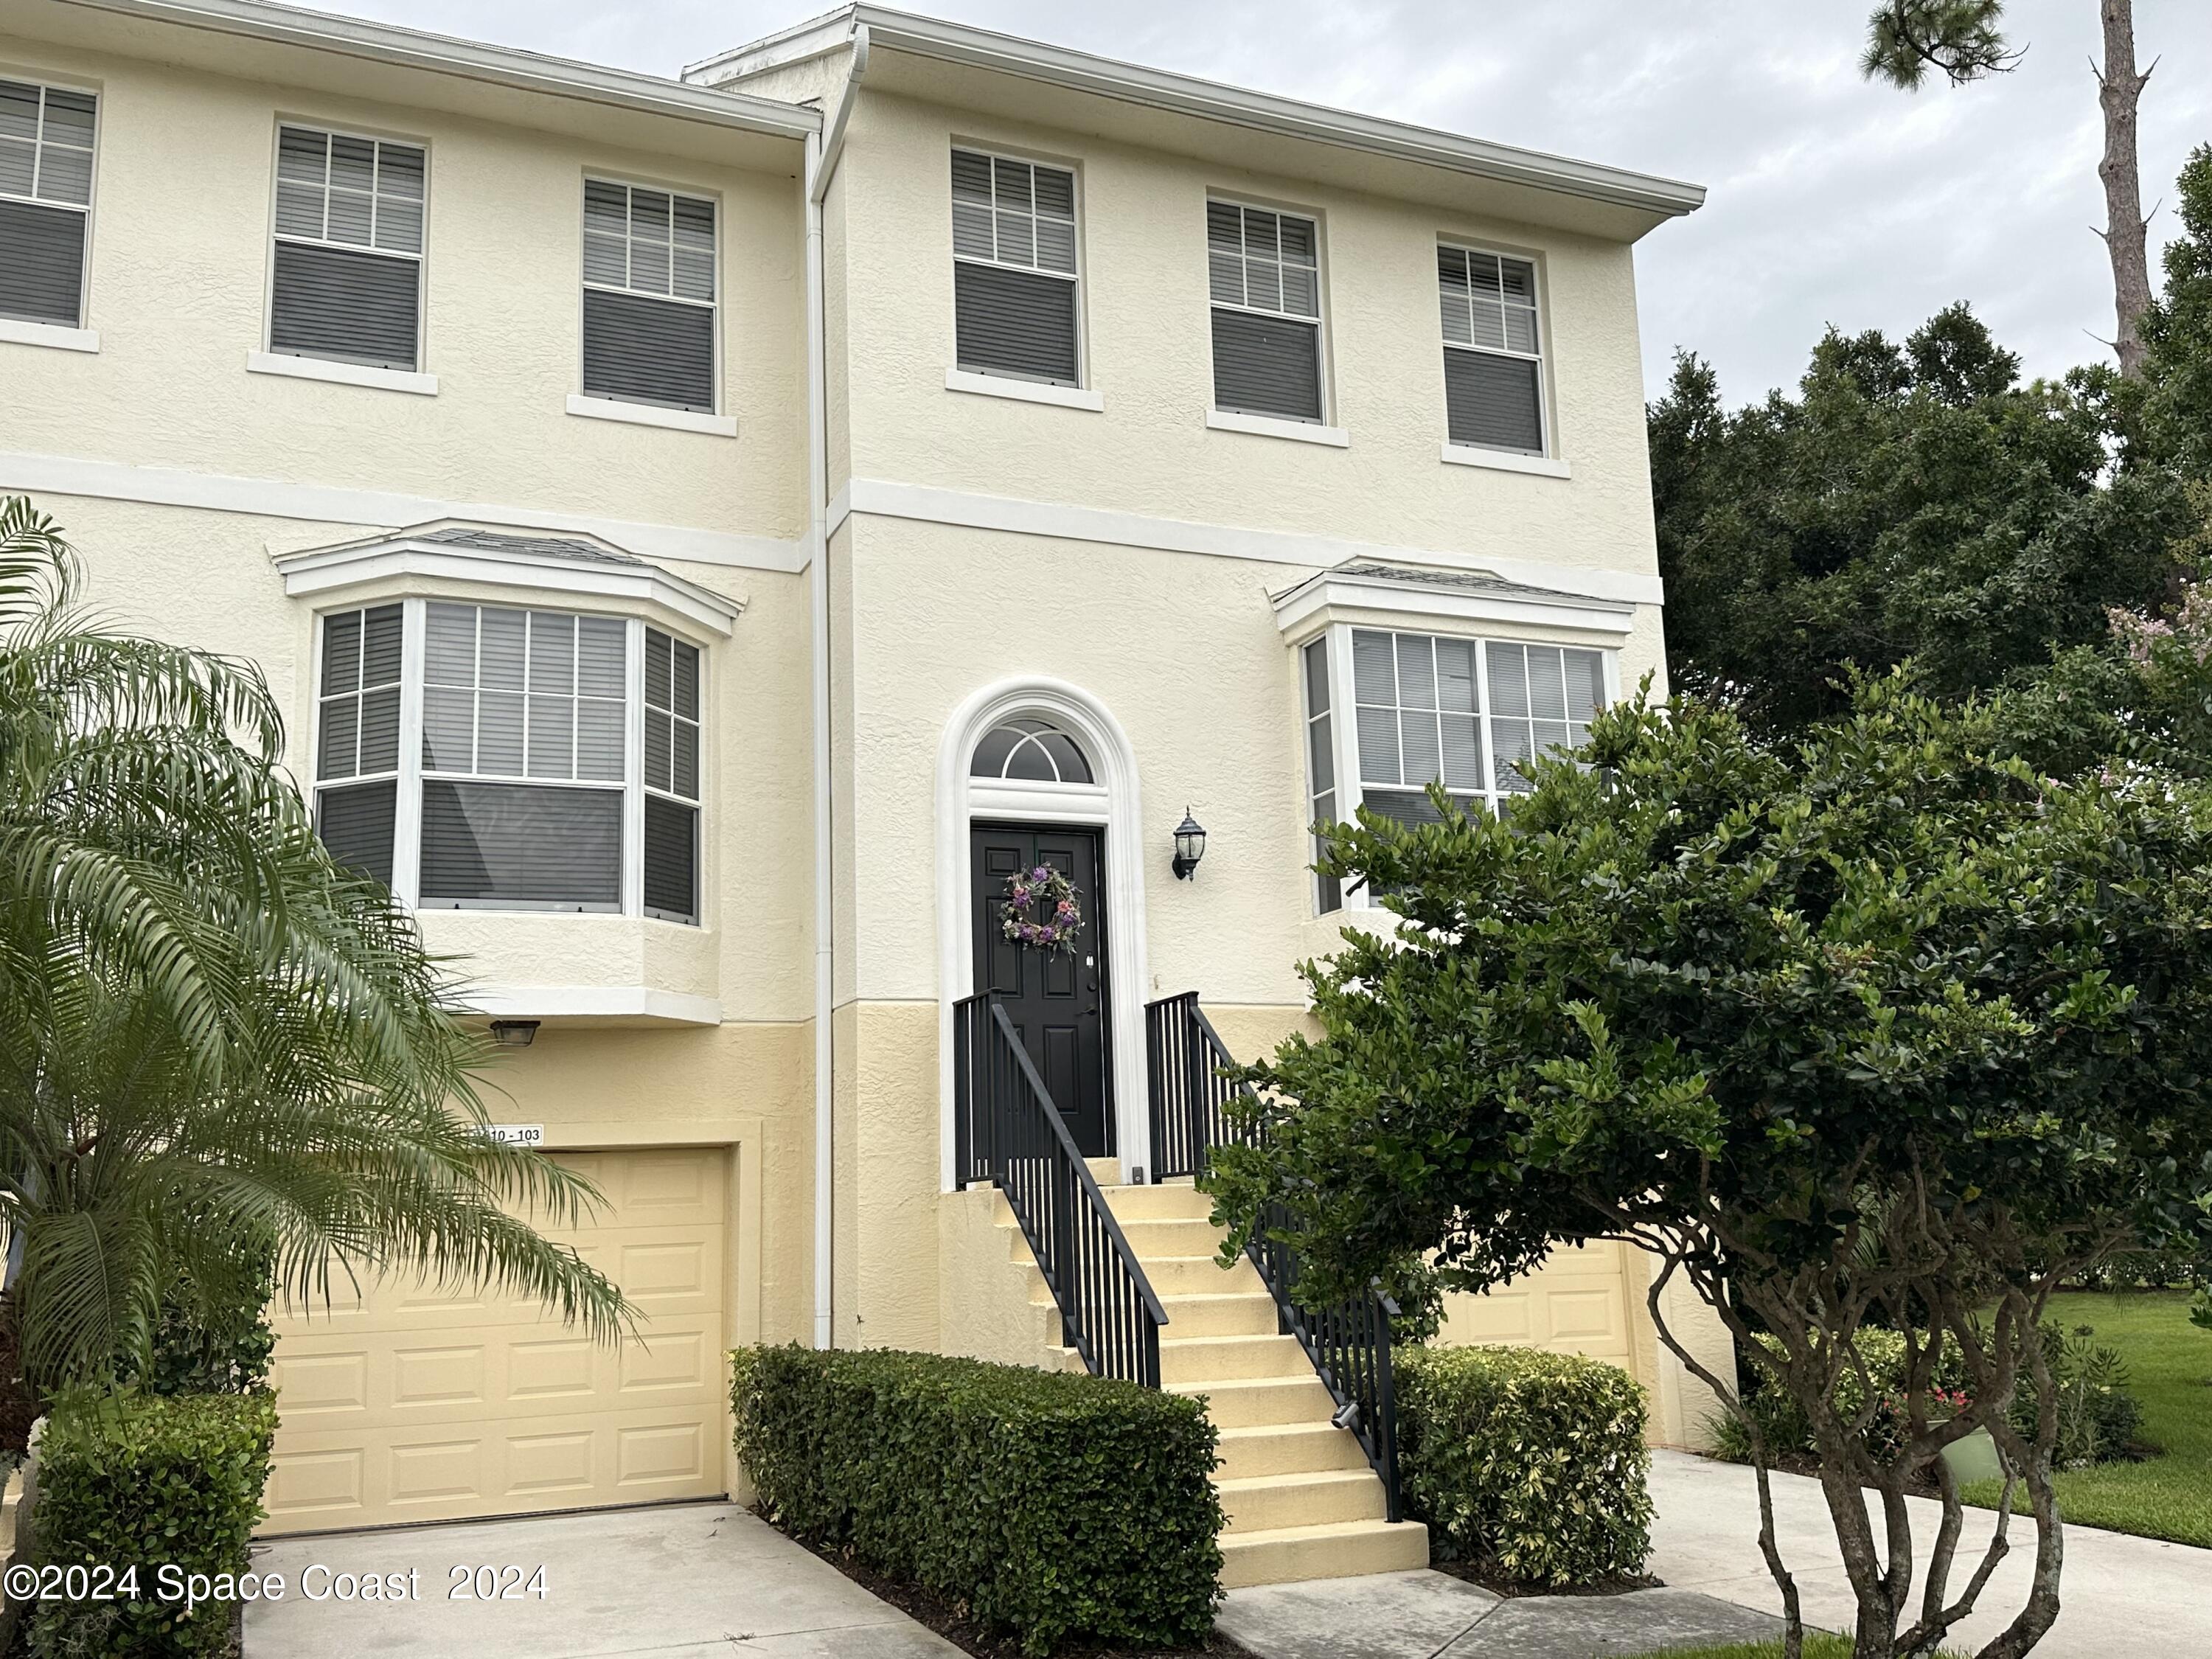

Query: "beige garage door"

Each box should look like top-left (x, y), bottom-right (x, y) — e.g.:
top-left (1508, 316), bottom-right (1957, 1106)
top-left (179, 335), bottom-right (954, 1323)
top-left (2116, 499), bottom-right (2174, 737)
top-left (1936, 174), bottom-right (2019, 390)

top-left (1436, 1238), bottom-right (1637, 1364)
top-left (260, 1148), bottom-right (728, 1534)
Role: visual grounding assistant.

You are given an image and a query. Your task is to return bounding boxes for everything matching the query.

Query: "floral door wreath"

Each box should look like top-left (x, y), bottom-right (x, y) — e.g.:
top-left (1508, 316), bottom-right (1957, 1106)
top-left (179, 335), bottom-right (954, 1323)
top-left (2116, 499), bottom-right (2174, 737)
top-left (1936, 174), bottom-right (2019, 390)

top-left (1001, 864), bottom-right (1082, 954)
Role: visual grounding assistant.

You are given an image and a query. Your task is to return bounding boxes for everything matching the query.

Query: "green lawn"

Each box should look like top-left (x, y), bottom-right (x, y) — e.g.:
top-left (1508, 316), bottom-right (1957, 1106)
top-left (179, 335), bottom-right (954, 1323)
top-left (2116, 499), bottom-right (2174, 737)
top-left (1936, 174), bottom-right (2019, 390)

top-left (1961, 1289), bottom-right (2212, 1548)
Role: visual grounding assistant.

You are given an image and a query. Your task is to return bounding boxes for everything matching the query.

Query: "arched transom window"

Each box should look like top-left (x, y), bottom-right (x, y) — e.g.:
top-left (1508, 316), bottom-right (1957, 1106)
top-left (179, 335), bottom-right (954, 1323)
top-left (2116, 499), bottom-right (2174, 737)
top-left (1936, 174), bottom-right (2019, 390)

top-left (970, 717), bottom-right (1095, 785)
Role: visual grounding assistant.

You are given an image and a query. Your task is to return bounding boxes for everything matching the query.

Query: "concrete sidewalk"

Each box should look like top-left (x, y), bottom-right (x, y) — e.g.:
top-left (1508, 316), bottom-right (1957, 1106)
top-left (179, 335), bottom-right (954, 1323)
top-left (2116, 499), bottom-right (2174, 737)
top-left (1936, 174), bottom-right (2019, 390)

top-left (243, 1501), bottom-right (959, 1658)
top-left (1649, 1448), bottom-right (2211, 1658)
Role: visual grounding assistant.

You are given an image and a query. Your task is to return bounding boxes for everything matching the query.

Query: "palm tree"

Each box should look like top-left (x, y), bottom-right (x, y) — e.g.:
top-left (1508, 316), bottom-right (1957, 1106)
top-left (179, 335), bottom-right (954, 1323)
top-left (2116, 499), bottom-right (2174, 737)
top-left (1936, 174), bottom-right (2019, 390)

top-left (0, 498), bottom-right (630, 1444)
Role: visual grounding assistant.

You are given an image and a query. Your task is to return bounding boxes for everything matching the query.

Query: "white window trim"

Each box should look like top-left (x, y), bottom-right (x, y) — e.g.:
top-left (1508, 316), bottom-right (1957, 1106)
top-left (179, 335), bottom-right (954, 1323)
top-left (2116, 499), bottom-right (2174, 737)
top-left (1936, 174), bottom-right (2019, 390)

top-left (1301, 621), bottom-right (1620, 914)
top-left (0, 318), bottom-right (96, 352)
top-left (1438, 239), bottom-right (1553, 460)
top-left (566, 393), bottom-right (736, 437)
top-left (579, 170), bottom-right (724, 417)
top-left (1440, 443), bottom-right (1568, 478)
top-left (311, 597), bottom-right (710, 921)
top-left (0, 69), bottom-right (100, 333)
top-left (262, 117), bottom-right (430, 372)
top-left (1208, 408), bottom-right (1346, 447)
top-left (949, 143), bottom-right (1088, 390)
top-left (944, 367), bottom-right (1102, 411)
top-left (1206, 194), bottom-right (1332, 425)
top-left (248, 348), bottom-right (436, 395)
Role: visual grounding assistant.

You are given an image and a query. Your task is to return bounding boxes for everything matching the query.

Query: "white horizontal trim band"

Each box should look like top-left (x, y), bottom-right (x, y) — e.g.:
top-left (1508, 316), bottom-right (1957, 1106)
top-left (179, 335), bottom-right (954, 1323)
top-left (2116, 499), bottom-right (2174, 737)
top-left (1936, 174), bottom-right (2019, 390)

top-left (944, 369), bottom-right (1103, 411)
top-left (566, 394), bottom-right (737, 437)
top-left (0, 449), bottom-right (804, 573)
top-left (248, 349), bottom-right (437, 396)
top-left (459, 984), bottom-right (724, 1025)
top-left (1206, 408), bottom-right (1349, 447)
top-left (1440, 443), bottom-right (1571, 479)
top-left (0, 319), bottom-right (100, 354)
top-left (834, 476), bottom-right (1665, 607)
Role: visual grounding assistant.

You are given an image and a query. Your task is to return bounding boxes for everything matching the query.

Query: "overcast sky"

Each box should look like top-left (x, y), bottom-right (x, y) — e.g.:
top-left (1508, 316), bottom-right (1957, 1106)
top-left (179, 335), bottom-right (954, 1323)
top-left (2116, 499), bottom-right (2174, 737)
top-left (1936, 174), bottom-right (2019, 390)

top-left (330, 0), bottom-right (2211, 408)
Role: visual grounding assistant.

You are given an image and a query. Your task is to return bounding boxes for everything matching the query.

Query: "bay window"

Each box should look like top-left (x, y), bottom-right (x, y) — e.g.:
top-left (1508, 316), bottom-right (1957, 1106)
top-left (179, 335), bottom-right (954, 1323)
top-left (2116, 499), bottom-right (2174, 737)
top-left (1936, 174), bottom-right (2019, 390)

top-left (1300, 625), bottom-right (1610, 911)
top-left (314, 599), bottom-right (703, 924)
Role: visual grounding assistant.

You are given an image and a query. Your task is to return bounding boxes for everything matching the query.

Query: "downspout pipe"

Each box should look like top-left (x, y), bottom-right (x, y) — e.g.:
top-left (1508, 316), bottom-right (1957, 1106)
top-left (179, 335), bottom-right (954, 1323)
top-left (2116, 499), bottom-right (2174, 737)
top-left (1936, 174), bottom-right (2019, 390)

top-left (807, 27), bottom-right (866, 1351)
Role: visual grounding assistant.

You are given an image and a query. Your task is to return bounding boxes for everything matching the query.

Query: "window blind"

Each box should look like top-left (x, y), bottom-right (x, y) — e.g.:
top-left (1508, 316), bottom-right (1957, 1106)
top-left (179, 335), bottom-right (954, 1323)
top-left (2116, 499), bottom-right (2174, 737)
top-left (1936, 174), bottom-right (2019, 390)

top-left (1301, 638), bottom-right (1342, 914)
top-left (642, 627), bottom-right (700, 924)
top-left (1439, 247), bottom-right (1545, 454)
top-left (950, 149), bottom-right (1079, 384)
top-left (420, 780), bottom-right (622, 909)
top-left (582, 179), bottom-right (717, 412)
top-left (1208, 201), bottom-right (1323, 421)
top-left (0, 79), bottom-right (95, 327)
top-left (269, 126), bottom-right (425, 371)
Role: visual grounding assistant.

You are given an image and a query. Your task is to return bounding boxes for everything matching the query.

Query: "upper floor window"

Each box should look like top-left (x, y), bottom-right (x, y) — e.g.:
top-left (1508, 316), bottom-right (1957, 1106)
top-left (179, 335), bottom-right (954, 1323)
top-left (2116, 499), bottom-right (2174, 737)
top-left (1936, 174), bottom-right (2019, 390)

top-left (1301, 626), bottom-right (1607, 911)
top-left (314, 599), bottom-right (705, 925)
top-left (951, 148), bottom-right (1079, 386)
top-left (1439, 246), bottom-right (1545, 456)
top-left (1208, 201), bottom-right (1324, 423)
top-left (582, 178), bottom-right (718, 413)
top-left (271, 125), bottom-right (425, 372)
top-left (970, 717), bottom-right (1094, 784)
top-left (0, 78), bottom-right (97, 328)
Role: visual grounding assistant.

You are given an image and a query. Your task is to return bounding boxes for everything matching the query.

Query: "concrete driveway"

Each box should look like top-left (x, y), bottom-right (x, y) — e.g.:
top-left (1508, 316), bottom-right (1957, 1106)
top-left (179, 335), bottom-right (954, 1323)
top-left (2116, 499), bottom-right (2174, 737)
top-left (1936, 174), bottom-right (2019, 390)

top-left (1649, 1448), bottom-right (2212, 1658)
top-left (243, 1501), bottom-right (959, 1658)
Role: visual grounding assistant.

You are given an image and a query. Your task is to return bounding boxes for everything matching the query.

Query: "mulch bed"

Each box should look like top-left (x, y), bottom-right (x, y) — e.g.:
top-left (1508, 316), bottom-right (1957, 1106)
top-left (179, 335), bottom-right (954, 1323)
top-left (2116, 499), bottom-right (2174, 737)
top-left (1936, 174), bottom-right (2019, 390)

top-left (1429, 1558), bottom-right (1663, 1599)
top-left (779, 1523), bottom-right (1259, 1658)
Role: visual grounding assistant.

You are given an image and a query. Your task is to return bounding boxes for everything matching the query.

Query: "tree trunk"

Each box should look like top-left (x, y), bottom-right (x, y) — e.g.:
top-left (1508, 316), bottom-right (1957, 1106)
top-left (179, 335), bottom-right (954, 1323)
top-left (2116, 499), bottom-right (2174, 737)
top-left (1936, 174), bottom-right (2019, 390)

top-left (2096, 0), bottom-right (2154, 376)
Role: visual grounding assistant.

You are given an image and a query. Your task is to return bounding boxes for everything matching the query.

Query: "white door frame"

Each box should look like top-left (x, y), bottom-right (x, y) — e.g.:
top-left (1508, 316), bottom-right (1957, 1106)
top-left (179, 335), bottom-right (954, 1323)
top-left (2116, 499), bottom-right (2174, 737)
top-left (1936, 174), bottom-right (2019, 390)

top-left (936, 676), bottom-right (1151, 1191)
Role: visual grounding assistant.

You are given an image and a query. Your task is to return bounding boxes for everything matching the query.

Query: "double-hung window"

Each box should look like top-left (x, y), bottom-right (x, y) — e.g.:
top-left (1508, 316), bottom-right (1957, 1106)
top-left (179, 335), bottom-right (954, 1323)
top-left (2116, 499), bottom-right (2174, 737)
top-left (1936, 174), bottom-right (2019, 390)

top-left (313, 601), bottom-right (705, 925)
top-left (1208, 201), bottom-right (1324, 422)
top-left (582, 178), bottom-right (718, 413)
top-left (270, 125), bottom-right (425, 371)
top-left (0, 78), bottom-right (97, 328)
top-left (950, 148), bottom-right (1079, 385)
top-left (1299, 628), bottom-right (1607, 911)
top-left (1438, 246), bottom-right (1545, 455)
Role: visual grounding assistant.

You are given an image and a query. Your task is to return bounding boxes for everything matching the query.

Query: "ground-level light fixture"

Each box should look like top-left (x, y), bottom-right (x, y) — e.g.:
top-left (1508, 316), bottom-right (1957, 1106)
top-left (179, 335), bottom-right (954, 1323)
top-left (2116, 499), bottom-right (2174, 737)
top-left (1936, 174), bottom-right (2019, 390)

top-left (489, 1020), bottom-right (541, 1048)
top-left (1171, 809), bottom-right (1207, 881)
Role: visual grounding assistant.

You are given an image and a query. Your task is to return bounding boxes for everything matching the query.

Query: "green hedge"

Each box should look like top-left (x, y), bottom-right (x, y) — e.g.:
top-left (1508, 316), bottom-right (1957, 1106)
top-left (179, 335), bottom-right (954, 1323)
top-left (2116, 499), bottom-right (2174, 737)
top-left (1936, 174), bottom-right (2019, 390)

top-left (730, 1345), bottom-right (1222, 1656)
top-left (1394, 1343), bottom-right (1653, 1586)
top-left (24, 1390), bottom-right (277, 1658)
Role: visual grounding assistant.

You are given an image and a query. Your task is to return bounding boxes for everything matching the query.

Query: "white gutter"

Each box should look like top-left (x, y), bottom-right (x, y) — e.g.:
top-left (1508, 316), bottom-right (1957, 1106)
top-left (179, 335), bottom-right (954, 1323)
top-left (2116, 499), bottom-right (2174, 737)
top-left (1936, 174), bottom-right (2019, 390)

top-left (803, 30), bottom-right (866, 1349)
top-left (703, 4), bottom-right (1702, 220)
top-left (810, 27), bottom-right (871, 205)
top-left (54, 0), bottom-right (820, 140)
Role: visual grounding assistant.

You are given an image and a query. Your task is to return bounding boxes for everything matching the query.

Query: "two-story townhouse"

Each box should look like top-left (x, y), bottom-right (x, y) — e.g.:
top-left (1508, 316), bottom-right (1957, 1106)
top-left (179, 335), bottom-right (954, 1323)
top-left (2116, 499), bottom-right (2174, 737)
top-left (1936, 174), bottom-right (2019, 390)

top-left (0, 0), bottom-right (1725, 1586)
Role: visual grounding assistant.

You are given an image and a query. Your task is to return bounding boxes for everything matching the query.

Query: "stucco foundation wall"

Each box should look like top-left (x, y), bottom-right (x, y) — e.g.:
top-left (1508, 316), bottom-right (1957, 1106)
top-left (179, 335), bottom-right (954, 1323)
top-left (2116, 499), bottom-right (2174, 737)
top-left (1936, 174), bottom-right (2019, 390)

top-left (936, 1186), bottom-right (1058, 1369)
top-left (833, 1000), bottom-right (942, 1351)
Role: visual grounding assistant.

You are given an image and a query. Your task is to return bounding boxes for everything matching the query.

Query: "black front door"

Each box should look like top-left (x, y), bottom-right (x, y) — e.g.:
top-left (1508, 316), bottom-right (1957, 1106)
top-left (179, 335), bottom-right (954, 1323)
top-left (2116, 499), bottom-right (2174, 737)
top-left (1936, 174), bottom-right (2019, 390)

top-left (971, 822), bottom-right (1111, 1157)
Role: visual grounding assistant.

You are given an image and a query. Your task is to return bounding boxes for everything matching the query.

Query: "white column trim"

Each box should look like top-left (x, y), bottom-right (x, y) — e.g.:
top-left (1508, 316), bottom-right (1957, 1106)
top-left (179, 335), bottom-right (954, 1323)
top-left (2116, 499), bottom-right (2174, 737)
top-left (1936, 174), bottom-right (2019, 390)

top-left (936, 677), bottom-right (1151, 1190)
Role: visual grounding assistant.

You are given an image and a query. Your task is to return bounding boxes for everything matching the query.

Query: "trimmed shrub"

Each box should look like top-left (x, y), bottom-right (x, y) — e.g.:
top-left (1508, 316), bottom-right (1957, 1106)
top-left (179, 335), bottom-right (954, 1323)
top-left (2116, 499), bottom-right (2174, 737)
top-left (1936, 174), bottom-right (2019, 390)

top-left (24, 1390), bottom-right (277, 1658)
top-left (729, 1344), bottom-right (1222, 1656)
top-left (1394, 1343), bottom-right (1652, 1586)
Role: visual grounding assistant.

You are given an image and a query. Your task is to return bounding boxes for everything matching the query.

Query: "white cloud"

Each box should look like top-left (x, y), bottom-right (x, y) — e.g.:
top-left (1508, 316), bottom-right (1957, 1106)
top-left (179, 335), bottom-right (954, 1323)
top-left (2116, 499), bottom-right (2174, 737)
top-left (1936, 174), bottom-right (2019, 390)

top-left (321, 0), bottom-right (2212, 403)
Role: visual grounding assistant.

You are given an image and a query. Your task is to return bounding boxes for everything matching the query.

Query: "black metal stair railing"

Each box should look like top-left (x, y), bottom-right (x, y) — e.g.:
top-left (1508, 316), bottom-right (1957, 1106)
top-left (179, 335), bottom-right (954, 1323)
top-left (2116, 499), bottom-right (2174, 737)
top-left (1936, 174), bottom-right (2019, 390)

top-left (953, 991), bottom-right (1167, 1388)
top-left (1144, 990), bottom-right (1402, 1523)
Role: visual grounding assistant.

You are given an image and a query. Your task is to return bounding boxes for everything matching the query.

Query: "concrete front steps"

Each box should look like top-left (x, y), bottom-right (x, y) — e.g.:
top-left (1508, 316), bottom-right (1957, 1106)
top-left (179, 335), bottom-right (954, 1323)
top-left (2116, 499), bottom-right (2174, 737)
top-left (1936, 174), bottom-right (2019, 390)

top-left (1004, 1179), bottom-right (1427, 1588)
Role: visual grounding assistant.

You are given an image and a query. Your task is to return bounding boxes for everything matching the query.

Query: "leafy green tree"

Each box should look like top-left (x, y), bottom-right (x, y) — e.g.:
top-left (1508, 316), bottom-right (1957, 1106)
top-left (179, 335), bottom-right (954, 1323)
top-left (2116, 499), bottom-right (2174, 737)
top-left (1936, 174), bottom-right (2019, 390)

top-left (2138, 145), bottom-right (2212, 477)
top-left (1208, 678), bottom-right (2212, 1659)
top-left (0, 500), bottom-right (630, 1444)
top-left (1651, 304), bottom-right (2188, 733)
top-left (1861, 1), bottom-right (2018, 88)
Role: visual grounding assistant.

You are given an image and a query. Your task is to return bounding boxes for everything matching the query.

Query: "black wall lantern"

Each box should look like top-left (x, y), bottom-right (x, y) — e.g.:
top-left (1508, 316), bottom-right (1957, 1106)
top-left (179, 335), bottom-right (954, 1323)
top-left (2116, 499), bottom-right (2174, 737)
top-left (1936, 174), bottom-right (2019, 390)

top-left (489, 1019), bottom-right (540, 1048)
top-left (1171, 808), bottom-right (1207, 881)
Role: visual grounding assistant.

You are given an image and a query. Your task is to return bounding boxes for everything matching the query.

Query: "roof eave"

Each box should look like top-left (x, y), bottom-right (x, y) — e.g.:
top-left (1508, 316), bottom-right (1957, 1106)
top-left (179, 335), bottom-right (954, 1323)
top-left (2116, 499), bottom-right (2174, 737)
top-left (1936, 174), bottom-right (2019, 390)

top-left (55, 0), bottom-right (821, 142)
top-left (840, 4), bottom-right (1702, 220)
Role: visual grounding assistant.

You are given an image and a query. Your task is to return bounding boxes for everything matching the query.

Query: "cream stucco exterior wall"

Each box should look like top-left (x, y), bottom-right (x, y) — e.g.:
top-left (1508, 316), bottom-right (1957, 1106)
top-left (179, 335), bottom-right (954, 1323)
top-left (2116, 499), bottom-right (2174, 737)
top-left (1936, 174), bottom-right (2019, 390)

top-left (1, 1), bottom-right (1730, 1517)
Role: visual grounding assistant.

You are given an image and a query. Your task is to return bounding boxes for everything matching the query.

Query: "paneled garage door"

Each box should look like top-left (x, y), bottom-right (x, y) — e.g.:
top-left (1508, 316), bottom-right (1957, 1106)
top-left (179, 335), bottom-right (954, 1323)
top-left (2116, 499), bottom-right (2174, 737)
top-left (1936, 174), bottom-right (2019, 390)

top-left (260, 1148), bottom-right (728, 1534)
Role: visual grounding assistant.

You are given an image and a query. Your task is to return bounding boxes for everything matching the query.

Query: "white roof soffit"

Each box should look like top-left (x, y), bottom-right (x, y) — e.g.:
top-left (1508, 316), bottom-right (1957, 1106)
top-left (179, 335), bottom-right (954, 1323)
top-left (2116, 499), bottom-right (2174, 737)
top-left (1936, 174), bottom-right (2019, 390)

top-left (46, 0), bottom-right (820, 143)
top-left (690, 4), bottom-right (1703, 227)
top-left (272, 522), bottom-right (742, 638)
